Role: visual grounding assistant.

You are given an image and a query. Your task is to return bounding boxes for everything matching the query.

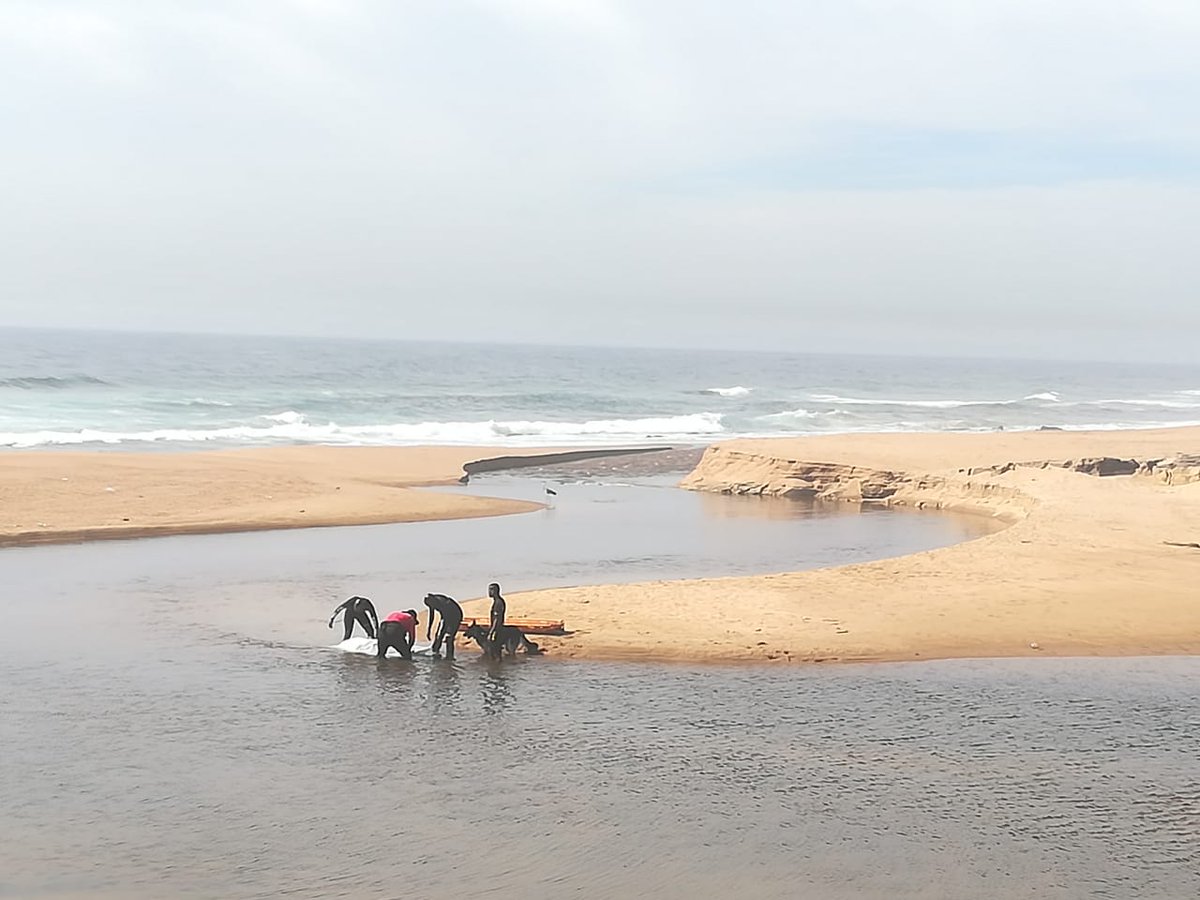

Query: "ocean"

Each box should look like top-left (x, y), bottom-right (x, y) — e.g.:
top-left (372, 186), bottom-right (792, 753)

top-left (2, 327), bottom-right (1199, 450)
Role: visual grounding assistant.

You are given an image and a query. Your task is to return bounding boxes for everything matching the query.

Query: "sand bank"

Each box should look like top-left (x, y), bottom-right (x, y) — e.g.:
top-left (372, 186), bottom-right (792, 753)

top-left (0, 445), bottom-right (558, 546)
top-left (461, 427), bottom-right (1200, 664)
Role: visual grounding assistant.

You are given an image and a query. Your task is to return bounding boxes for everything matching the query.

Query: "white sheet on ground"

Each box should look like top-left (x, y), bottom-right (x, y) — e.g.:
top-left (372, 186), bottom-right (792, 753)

top-left (334, 637), bottom-right (436, 658)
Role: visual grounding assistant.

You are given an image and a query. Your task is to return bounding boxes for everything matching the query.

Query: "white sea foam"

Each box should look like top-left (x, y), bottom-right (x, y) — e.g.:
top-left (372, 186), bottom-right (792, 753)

top-left (0, 412), bottom-right (727, 449)
top-left (1060, 420), bottom-right (1200, 431)
top-left (757, 408), bottom-right (822, 421)
top-left (811, 392), bottom-right (1073, 408)
top-left (489, 413), bottom-right (724, 437)
top-left (264, 410), bottom-right (308, 424)
top-left (808, 394), bottom-right (1017, 409)
top-left (1074, 399), bottom-right (1200, 409)
top-left (703, 386), bottom-right (752, 397)
top-left (168, 397), bottom-right (234, 407)
top-left (8, 409), bottom-right (1198, 449)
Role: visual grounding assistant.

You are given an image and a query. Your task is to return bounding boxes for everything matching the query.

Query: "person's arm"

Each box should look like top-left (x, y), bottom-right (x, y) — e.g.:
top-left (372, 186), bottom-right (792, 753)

top-left (426, 608), bottom-right (435, 642)
top-left (327, 598), bottom-right (349, 628)
top-left (404, 624), bottom-right (415, 652)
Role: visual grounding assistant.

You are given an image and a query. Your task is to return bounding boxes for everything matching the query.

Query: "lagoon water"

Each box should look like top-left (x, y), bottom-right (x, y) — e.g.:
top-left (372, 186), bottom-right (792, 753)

top-left (2, 478), bottom-right (1196, 899)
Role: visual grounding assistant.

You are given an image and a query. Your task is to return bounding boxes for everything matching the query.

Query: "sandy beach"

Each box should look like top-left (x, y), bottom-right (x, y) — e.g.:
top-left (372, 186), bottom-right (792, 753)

top-left (5, 428), bottom-right (1200, 664)
top-left (0, 445), bottom-right (547, 546)
top-left (460, 426), bottom-right (1200, 663)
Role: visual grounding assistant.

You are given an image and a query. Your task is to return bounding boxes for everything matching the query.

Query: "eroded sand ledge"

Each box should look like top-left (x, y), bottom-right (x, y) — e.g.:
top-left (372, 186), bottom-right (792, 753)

top-left (461, 428), bottom-right (1200, 663)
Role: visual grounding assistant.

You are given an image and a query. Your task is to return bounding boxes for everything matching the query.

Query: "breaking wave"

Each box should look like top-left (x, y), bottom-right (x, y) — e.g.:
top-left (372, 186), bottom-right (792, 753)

top-left (808, 393), bottom-right (1019, 409)
top-left (757, 408), bottom-right (823, 421)
top-left (164, 397), bottom-right (234, 408)
top-left (1084, 398), bottom-right (1200, 409)
top-left (0, 374), bottom-right (110, 390)
top-left (806, 391), bottom-right (1200, 411)
top-left (264, 410), bottom-right (306, 424)
top-left (703, 386), bottom-right (753, 398)
top-left (0, 412), bottom-right (727, 449)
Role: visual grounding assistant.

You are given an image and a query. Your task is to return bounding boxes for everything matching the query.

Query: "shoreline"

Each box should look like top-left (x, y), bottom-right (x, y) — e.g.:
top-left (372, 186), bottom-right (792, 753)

top-left (4, 428), bottom-right (1199, 666)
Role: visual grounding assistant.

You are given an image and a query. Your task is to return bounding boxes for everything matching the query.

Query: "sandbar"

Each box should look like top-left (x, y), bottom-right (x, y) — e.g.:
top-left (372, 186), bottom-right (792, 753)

top-left (459, 427), bottom-right (1200, 664)
top-left (0, 445), bottom-right (550, 546)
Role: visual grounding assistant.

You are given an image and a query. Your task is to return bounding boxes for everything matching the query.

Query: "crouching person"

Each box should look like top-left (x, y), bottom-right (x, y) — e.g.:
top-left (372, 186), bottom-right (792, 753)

top-left (424, 592), bottom-right (464, 660)
top-left (377, 609), bottom-right (418, 660)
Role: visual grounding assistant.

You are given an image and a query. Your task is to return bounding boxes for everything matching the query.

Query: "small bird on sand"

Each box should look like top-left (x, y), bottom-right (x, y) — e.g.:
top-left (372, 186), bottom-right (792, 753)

top-left (544, 486), bottom-right (558, 496)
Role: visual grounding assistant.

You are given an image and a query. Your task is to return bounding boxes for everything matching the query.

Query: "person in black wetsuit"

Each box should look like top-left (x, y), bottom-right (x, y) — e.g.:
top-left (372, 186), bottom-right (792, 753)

top-left (328, 595), bottom-right (378, 641)
top-left (424, 592), bottom-right (464, 660)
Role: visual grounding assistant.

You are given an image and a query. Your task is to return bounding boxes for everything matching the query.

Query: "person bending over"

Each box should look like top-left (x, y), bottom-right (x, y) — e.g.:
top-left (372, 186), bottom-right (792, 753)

top-left (487, 582), bottom-right (506, 658)
top-left (328, 595), bottom-right (378, 640)
top-left (424, 593), bottom-right (464, 660)
top-left (377, 609), bottom-right (419, 660)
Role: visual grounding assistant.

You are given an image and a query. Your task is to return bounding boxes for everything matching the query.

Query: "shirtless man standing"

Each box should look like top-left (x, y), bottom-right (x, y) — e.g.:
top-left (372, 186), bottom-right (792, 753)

top-left (486, 583), bottom-right (506, 661)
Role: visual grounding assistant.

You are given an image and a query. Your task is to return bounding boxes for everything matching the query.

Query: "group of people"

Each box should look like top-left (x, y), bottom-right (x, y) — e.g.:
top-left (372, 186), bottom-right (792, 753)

top-left (327, 582), bottom-right (509, 660)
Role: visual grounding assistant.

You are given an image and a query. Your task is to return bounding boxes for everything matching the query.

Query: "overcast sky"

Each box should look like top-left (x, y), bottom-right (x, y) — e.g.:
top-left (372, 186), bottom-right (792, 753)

top-left (2, 0), bottom-right (1198, 362)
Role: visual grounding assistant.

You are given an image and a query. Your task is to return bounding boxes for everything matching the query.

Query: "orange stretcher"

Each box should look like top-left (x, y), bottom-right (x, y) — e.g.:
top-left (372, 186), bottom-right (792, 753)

top-left (457, 617), bottom-right (566, 635)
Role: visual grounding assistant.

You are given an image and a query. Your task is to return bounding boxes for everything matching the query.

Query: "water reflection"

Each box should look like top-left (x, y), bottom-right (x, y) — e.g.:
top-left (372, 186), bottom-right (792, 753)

top-left (372, 658), bottom-right (418, 696)
top-left (479, 664), bottom-right (514, 715)
top-left (4, 638), bottom-right (1199, 899)
top-left (696, 491), bottom-right (852, 520)
top-left (424, 660), bottom-right (464, 711)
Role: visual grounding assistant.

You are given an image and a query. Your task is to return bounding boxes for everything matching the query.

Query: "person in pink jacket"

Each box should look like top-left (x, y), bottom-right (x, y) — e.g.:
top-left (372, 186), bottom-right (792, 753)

top-left (377, 609), bottom-right (418, 660)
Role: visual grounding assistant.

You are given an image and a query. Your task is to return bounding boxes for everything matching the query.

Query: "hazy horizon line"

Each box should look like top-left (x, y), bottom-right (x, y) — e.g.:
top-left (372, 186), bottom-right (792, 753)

top-left (3, 323), bottom-right (1198, 371)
